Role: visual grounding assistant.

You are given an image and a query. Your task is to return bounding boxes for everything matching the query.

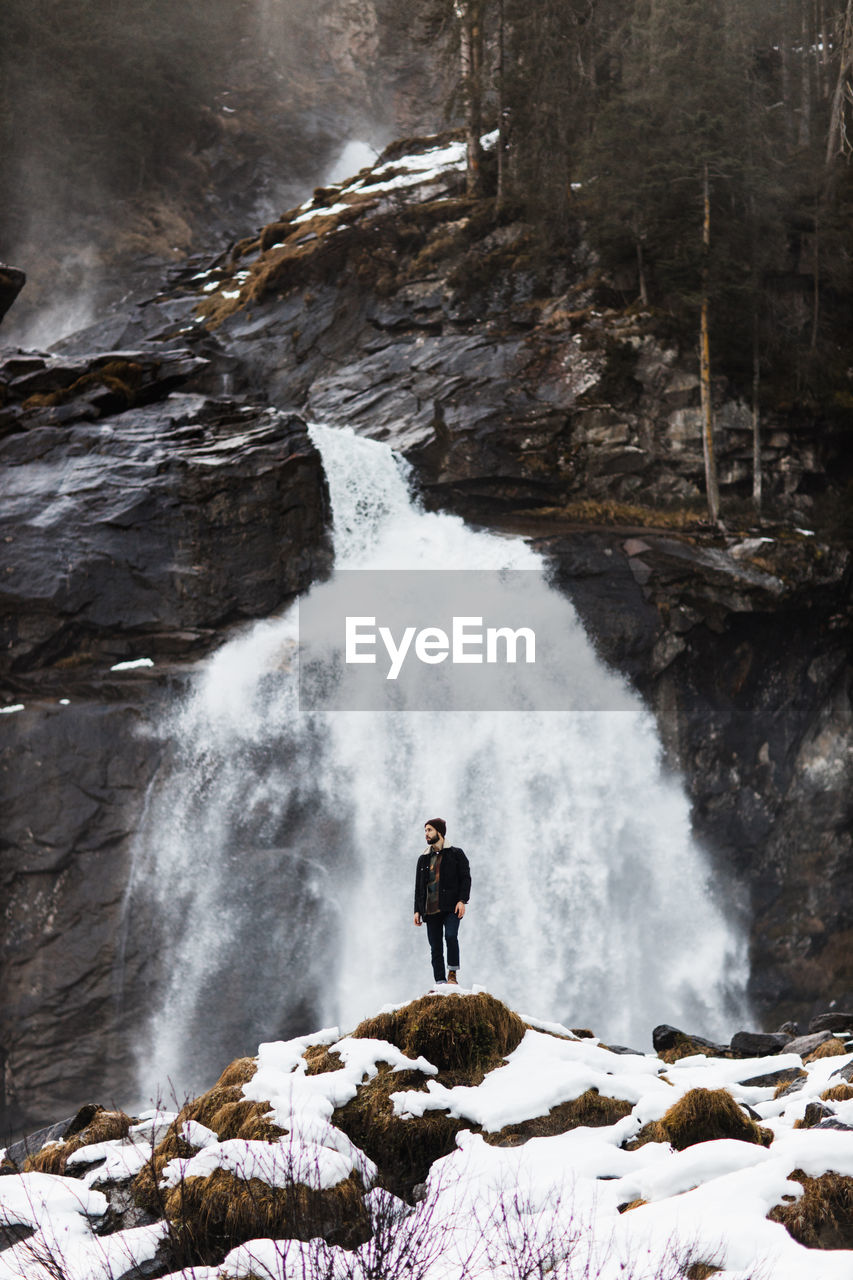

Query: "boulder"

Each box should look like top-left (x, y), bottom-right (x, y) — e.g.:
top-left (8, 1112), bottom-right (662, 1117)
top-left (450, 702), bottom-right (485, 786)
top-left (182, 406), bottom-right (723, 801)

top-left (782, 1031), bottom-right (834, 1058)
top-left (730, 1031), bottom-right (792, 1058)
top-left (652, 1025), bottom-right (727, 1056)
top-left (740, 1066), bottom-right (805, 1089)
top-left (809, 1012), bottom-right (853, 1035)
top-left (0, 264), bottom-right (26, 323)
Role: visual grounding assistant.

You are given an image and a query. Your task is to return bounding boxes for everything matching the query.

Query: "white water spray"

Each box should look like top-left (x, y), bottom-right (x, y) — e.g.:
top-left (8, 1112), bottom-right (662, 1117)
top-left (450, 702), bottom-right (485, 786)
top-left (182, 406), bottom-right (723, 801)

top-left (132, 422), bottom-right (748, 1099)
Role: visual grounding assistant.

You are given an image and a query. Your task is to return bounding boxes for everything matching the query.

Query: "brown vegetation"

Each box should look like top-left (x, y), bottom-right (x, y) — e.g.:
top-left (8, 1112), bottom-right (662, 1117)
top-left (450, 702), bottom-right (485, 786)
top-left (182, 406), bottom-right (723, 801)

top-left (484, 1089), bottom-right (632, 1146)
top-left (350, 991), bottom-right (525, 1077)
top-left (303, 1045), bottom-right (344, 1075)
top-left (516, 500), bottom-right (710, 532)
top-left (22, 361), bottom-right (145, 411)
top-left (24, 1108), bottom-right (133, 1176)
top-left (768, 1169), bottom-right (853, 1249)
top-left (774, 1070), bottom-right (807, 1098)
top-left (332, 1064), bottom-right (467, 1199)
top-left (163, 1167), bottom-right (370, 1263)
top-left (803, 1037), bottom-right (849, 1062)
top-left (627, 1088), bottom-right (772, 1152)
top-left (215, 1056), bottom-right (257, 1088)
top-left (820, 1083), bottom-right (853, 1103)
top-left (133, 1075), bottom-right (282, 1216)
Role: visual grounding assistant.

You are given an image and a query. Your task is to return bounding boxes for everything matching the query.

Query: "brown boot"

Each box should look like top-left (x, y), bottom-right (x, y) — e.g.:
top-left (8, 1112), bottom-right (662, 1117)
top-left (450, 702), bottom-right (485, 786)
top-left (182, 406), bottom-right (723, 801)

top-left (447, 970), bottom-right (458, 985)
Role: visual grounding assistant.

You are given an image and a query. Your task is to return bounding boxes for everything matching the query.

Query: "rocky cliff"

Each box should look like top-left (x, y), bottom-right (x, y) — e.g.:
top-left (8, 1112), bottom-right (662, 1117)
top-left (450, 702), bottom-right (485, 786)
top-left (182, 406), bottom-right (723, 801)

top-left (1, 132), bottom-right (850, 1141)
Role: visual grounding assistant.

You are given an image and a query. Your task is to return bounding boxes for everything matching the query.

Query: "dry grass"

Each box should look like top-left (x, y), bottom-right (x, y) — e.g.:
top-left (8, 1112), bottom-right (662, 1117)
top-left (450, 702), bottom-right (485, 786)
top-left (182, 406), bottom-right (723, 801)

top-left (351, 991), bottom-right (525, 1077)
top-left (821, 1083), bottom-right (853, 1102)
top-left (658, 1034), bottom-right (729, 1065)
top-left (618, 1199), bottom-right (648, 1213)
top-left (332, 1064), bottom-right (467, 1199)
top-left (803, 1037), bottom-right (849, 1062)
top-left (23, 1109), bottom-right (133, 1176)
top-left (685, 1265), bottom-right (723, 1279)
top-left (484, 1089), bottom-right (632, 1147)
top-left (774, 1070), bottom-right (808, 1098)
top-left (164, 1167), bottom-right (370, 1263)
top-left (215, 1056), bottom-right (257, 1087)
top-left (768, 1169), bottom-right (853, 1248)
top-left (303, 1045), bottom-right (344, 1075)
top-left (133, 1073), bottom-right (281, 1216)
top-left (515, 499), bottom-right (710, 531)
top-left (628, 1088), bottom-right (772, 1152)
top-left (22, 360), bottom-right (145, 410)
top-left (206, 1099), bottom-right (285, 1142)
top-left (132, 1125), bottom-right (200, 1215)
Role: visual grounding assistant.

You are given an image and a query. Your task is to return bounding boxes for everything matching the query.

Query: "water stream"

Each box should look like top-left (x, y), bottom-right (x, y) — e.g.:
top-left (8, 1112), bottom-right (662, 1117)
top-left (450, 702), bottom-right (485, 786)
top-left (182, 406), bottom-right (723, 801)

top-left (131, 421), bottom-right (749, 1102)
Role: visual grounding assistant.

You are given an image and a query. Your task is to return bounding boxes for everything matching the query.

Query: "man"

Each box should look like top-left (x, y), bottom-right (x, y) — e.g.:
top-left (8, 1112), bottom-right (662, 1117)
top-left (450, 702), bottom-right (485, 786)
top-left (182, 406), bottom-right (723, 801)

top-left (413, 818), bottom-right (471, 988)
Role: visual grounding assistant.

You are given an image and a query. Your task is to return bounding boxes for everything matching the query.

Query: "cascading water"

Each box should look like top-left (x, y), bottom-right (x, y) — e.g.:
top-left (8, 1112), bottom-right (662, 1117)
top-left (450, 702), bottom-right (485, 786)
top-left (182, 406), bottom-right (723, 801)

top-left (130, 421), bottom-right (749, 1103)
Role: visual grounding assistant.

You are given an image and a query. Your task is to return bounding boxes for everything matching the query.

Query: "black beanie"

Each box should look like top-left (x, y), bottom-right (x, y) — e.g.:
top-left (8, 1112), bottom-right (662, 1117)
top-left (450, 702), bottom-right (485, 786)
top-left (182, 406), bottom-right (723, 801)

top-left (425, 817), bottom-right (447, 838)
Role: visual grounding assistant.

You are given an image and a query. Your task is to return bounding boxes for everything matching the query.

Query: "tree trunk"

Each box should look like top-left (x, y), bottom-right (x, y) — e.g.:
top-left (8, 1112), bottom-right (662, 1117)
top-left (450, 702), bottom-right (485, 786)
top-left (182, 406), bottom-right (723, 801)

top-left (496, 0), bottom-right (506, 208)
top-left (799, 9), bottom-right (812, 146)
top-left (636, 238), bottom-right (648, 306)
top-left (826, 0), bottom-right (853, 166)
top-left (752, 307), bottom-right (762, 514)
top-left (699, 163), bottom-right (720, 525)
top-left (811, 211), bottom-right (821, 348)
top-left (457, 0), bottom-right (484, 195)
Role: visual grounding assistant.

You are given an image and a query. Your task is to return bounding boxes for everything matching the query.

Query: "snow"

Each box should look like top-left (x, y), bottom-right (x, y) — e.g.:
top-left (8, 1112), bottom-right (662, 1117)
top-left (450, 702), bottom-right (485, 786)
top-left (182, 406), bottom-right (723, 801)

top-left (0, 1172), bottom-right (166, 1280)
top-left (109, 657), bottom-right (154, 670)
top-left (0, 703), bottom-right (24, 713)
top-left (392, 1029), bottom-right (666, 1132)
top-left (5, 995), bottom-right (853, 1279)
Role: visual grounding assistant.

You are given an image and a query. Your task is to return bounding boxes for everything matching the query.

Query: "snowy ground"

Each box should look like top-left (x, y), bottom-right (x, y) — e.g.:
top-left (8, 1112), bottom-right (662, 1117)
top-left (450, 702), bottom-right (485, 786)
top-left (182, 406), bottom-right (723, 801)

top-left (2, 987), bottom-right (852, 1280)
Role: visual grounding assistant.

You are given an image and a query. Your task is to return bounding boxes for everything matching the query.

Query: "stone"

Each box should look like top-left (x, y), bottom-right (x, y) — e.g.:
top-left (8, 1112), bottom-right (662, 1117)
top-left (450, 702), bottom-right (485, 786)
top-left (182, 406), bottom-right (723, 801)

top-left (3, 1106), bottom-right (99, 1169)
top-left (739, 1066), bottom-right (805, 1089)
top-left (808, 1012), bottom-right (853, 1035)
top-left (729, 1031), bottom-right (792, 1058)
top-left (0, 264), bottom-right (26, 323)
top-left (652, 1025), bottom-right (727, 1056)
top-left (782, 1031), bottom-right (833, 1058)
top-left (799, 1102), bottom-right (835, 1128)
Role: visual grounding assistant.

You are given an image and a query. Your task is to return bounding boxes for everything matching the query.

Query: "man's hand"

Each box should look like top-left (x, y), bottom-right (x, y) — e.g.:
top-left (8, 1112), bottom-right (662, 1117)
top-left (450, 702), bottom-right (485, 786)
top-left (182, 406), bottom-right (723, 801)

top-left (413, 912), bottom-right (422, 926)
top-left (455, 902), bottom-right (466, 919)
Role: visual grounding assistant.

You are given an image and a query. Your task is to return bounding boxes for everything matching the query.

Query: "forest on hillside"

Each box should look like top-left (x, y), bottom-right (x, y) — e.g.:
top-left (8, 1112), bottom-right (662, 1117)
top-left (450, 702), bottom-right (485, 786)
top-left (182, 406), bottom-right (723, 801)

top-left (418, 0), bottom-right (853, 434)
top-left (2, 0), bottom-right (853, 484)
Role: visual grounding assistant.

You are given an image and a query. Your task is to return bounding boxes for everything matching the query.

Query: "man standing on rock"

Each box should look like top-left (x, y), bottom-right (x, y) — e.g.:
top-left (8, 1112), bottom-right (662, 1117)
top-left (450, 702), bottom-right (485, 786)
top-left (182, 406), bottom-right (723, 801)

top-left (413, 819), bottom-right (471, 988)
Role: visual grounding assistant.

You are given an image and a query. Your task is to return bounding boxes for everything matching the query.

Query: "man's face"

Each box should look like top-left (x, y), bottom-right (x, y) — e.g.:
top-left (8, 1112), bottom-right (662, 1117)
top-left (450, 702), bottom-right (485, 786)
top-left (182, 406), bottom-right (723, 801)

top-left (425, 824), bottom-right (440, 845)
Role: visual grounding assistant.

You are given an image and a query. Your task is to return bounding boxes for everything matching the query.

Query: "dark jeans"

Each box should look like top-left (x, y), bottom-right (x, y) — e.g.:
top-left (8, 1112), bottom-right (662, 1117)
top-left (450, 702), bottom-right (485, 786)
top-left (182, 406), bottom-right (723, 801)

top-left (425, 910), bottom-right (460, 982)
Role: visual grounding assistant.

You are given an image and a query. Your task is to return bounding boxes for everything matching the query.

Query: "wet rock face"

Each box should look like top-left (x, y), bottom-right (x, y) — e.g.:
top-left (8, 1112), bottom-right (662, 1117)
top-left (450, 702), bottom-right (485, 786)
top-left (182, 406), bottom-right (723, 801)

top-left (1, 363), bottom-right (332, 678)
top-left (0, 346), bottom-right (333, 1138)
top-left (2, 139), bottom-right (851, 1138)
top-left (540, 529), bottom-right (853, 1026)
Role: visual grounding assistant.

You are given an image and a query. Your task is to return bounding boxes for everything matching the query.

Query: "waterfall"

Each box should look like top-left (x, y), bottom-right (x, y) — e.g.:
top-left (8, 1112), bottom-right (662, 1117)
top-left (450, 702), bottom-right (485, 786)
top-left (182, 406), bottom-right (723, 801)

top-left (131, 421), bottom-right (749, 1104)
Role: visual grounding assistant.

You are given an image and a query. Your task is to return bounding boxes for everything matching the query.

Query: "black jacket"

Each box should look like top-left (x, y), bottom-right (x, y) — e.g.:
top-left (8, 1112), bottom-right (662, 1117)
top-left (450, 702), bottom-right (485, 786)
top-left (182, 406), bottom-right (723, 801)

top-left (414, 845), bottom-right (471, 917)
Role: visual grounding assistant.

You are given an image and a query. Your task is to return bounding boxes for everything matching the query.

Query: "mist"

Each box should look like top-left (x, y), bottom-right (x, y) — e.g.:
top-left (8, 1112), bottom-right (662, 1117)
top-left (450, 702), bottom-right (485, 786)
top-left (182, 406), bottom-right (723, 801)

top-left (0, 0), bottom-right (440, 347)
